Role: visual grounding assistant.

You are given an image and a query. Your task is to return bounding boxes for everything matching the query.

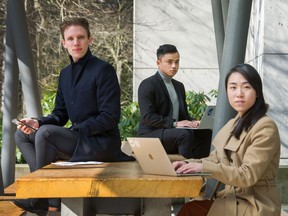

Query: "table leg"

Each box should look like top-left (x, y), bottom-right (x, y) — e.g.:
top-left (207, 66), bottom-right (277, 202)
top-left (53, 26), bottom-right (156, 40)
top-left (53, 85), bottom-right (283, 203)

top-left (61, 198), bottom-right (172, 216)
top-left (61, 198), bottom-right (142, 216)
top-left (61, 198), bottom-right (92, 216)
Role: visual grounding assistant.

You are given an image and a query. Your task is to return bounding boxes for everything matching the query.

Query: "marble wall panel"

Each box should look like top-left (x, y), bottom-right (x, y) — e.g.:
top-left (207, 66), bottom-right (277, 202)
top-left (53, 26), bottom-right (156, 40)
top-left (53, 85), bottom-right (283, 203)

top-left (133, 0), bottom-right (218, 100)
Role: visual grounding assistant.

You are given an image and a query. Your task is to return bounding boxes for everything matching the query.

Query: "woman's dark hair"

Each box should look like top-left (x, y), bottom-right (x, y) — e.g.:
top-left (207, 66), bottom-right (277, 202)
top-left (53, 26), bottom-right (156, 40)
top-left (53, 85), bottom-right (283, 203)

top-left (59, 17), bottom-right (91, 39)
top-left (225, 63), bottom-right (268, 139)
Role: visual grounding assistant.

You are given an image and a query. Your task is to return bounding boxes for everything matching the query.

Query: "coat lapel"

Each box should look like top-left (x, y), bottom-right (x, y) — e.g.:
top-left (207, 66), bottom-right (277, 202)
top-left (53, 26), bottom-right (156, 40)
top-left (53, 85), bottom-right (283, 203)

top-left (224, 120), bottom-right (248, 153)
top-left (155, 72), bottom-right (170, 98)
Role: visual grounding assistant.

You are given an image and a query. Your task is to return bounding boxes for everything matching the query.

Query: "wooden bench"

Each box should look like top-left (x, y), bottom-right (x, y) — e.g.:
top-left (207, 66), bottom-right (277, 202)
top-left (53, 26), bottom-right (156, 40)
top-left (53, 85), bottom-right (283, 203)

top-left (0, 183), bottom-right (17, 200)
top-left (14, 155), bottom-right (203, 215)
top-left (0, 183), bottom-right (25, 215)
top-left (3, 183), bottom-right (16, 195)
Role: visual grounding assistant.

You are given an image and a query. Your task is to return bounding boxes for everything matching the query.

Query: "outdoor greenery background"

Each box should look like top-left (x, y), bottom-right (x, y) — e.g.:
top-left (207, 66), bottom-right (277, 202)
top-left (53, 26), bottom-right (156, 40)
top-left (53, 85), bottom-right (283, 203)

top-left (0, 0), bottom-right (133, 162)
top-left (0, 0), bottom-right (134, 110)
top-left (0, 0), bottom-right (217, 163)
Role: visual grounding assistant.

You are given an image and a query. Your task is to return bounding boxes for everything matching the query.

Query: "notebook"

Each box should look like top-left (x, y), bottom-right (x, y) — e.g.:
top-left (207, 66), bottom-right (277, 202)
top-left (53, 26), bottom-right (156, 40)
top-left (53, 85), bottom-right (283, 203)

top-left (176, 105), bottom-right (216, 130)
top-left (127, 137), bottom-right (211, 177)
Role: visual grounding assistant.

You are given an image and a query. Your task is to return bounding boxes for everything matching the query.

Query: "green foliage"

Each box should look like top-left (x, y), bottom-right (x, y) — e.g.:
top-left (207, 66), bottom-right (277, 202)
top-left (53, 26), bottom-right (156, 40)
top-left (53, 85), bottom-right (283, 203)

top-left (42, 91), bottom-right (56, 116)
top-left (119, 102), bottom-right (141, 141)
top-left (16, 148), bottom-right (26, 164)
top-left (186, 90), bottom-right (218, 120)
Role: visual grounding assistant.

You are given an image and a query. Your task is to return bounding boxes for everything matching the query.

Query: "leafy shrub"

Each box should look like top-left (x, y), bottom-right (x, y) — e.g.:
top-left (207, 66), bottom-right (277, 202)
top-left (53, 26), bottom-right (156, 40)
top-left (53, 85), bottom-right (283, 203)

top-left (186, 90), bottom-right (217, 120)
top-left (119, 102), bottom-right (141, 141)
top-left (16, 148), bottom-right (26, 164)
top-left (42, 91), bottom-right (56, 116)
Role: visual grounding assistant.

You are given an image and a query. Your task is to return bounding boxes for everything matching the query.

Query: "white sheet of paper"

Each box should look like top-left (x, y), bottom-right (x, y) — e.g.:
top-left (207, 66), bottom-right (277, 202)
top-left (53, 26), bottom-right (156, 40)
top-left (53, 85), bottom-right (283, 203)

top-left (52, 161), bottom-right (103, 166)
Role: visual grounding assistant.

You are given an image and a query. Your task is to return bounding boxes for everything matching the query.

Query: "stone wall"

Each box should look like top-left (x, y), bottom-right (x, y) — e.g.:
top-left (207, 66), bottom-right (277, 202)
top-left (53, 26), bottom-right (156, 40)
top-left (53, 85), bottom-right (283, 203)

top-left (133, 0), bottom-right (219, 102)
top-left (245, 0), bottom-right (288, 164)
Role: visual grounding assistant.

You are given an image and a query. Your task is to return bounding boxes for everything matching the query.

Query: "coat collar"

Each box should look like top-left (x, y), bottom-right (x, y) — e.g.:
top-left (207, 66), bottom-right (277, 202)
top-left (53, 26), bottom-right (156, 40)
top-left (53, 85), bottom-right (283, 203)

top-left (70, 48), bottom-right (93, 87)
top-left (69, 48), bottom-right (92, 66)
top-left (224, 114), bottom-right (248, 152)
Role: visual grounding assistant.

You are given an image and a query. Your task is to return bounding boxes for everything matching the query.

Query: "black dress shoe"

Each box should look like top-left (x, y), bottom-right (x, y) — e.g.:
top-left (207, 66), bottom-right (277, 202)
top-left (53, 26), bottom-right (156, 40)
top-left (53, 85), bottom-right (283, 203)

top-left (12, 198), bottom-right (48, 216)
top-left (48, 198), bottom-right (61, 212)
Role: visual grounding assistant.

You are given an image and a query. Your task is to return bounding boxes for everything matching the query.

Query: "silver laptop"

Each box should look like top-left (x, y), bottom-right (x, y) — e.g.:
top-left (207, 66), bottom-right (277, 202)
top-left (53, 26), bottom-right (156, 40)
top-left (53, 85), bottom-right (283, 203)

top-left (127, 137), bottom-right (210, 177)
top-left (177, 105), bottom-right (216, 130)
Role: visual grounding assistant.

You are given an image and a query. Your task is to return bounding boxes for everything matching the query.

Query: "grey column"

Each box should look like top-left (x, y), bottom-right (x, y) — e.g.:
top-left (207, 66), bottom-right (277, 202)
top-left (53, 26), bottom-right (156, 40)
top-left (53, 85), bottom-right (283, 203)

top-left (213, 0), bottom-right (252, 137)
top-left (206, 0), bottom-right (252, 198)
top-left (1, 12), bottom-right (20, 188)
top-left (7, 0), bottom-right (42, 116)
top-left (211, 0), bottom-right (225, 66)
top-left (1, 0), bottom-right (42, 187)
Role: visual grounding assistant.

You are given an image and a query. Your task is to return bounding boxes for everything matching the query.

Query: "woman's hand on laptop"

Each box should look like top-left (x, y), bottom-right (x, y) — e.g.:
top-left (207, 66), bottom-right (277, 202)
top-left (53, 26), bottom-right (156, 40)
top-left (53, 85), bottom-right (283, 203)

top-left (172, 161), bottom-right (203, 174)
top-left (172, 161), bottom-right (187, 170)
top-left (176, 120), bottom-right (200, 128)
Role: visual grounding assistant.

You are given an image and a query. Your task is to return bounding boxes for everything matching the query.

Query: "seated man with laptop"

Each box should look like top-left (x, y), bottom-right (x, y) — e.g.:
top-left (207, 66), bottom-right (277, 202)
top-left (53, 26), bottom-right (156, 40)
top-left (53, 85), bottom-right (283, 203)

top-left (137, 44), bottom-right (212, 159)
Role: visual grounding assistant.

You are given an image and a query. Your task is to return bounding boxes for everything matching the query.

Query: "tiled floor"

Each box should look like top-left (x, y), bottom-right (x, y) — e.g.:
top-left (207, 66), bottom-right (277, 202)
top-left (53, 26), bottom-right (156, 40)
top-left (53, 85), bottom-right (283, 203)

top-left (4, 205), bottom-right (288, 216)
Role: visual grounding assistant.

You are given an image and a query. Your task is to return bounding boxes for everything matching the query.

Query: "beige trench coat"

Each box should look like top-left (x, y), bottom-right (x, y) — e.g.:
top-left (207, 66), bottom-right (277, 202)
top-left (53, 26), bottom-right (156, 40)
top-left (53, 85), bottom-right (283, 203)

top-left (187, 115), bottom-right (281, 216)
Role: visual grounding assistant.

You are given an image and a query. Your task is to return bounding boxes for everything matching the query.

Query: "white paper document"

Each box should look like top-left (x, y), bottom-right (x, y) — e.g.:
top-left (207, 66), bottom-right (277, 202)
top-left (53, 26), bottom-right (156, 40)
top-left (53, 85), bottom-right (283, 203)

top-left (52, 161), bottom-right (103, 166)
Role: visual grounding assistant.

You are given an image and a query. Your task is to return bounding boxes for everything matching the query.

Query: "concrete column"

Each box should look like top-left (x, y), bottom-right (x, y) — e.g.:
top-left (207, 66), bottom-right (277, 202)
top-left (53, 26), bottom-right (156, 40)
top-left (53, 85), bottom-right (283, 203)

top-left (206, 0), bottom-right (252, 199)
top-left (212, 0), bottom-right (252, 138)
top-left (1, 0), bottom-right (43, 187)
top-left (1, 13), bottom-right (20, 187)
top-left (7, 0), bottom-right (42, 117)
top-left (211, 0), bottom-right (225, 66)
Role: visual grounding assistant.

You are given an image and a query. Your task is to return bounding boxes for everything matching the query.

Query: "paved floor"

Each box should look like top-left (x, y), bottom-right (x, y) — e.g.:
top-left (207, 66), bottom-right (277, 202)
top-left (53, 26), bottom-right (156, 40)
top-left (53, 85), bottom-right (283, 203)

top-left (0, 202), bottom-right (181, 216)
top-left (2, 203), bottom-right (288, 216)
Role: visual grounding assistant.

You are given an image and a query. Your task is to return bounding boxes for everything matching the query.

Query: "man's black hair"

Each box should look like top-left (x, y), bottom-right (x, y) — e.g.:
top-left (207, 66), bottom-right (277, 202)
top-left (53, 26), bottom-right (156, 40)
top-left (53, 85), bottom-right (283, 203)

top-left (156, 44), bottom-right (178, 59)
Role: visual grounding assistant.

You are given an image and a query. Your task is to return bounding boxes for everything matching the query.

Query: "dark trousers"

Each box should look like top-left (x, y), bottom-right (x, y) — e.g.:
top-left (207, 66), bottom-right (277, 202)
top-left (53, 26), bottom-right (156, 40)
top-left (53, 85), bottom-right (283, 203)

top-left (192, 129), bottom-right (212, 158)
top-left (139, 128), bottom-right (212, 159)
top-left (14, 124), bottom-right (79, 208)
top-left (15, 124), bottom-right (79, 171)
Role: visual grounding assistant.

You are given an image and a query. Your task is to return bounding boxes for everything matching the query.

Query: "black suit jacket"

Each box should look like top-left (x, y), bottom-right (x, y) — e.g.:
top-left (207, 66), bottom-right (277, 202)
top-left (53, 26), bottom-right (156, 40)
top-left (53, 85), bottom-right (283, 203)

top-left (38, 49), bottom-right (133, 162)
top-left (137, 72), bottom-right (193, 137)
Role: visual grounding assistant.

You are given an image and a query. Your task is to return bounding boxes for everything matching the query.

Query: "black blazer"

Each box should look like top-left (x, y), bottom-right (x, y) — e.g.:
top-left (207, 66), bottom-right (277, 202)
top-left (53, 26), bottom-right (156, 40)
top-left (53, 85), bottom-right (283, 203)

top-left (137, 72), bottom-right (192, 136)
top-left (38, 49), bottom-right (133, 162)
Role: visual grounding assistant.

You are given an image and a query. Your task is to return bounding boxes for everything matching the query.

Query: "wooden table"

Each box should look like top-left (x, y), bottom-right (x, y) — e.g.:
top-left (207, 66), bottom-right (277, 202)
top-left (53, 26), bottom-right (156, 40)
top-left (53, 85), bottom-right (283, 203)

top-left (15, 156), bottom-right (204, 215)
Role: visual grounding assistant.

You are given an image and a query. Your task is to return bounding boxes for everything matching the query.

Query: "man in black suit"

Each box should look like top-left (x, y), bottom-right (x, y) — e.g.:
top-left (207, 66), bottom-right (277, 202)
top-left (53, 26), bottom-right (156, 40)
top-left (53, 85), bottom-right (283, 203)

top-left (137, 44), bottom-right (211, 159)
top-left (13, 17), bottom-right (133, 214)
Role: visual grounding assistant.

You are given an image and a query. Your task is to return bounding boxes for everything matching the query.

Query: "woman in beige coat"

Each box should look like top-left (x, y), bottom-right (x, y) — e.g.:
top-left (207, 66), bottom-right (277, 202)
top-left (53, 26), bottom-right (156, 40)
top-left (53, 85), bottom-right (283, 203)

top-left (173, 63), bottom-right (281, 216)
